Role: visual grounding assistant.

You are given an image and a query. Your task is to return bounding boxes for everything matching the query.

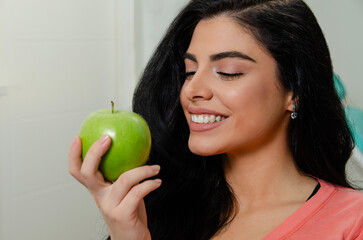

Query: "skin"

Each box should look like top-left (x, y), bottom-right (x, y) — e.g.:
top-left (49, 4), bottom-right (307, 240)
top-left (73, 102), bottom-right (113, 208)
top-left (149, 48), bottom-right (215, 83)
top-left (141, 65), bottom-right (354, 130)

top-left (68, 16), bottom-right (317, 240)
top-left (180, 17), bottom-right (317, 239)
top-left (68, 135), bottom-right (160, 240)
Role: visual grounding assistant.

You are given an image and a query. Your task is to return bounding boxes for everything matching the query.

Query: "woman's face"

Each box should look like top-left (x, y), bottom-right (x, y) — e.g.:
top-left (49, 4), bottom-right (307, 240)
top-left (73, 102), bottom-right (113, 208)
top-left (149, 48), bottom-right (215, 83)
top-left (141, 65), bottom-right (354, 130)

top-left (180, 16), bottom-right (293, 157)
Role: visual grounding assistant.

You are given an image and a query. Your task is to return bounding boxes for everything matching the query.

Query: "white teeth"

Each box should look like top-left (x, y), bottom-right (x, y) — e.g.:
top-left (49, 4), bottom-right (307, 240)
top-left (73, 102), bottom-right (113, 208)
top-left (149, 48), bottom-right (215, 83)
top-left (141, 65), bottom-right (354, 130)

top-left (203, 115), bottom-right (209, 123)
top-left (209, 115), bottom-right (216, 123)
top-left (190, 114), bottom-right (227, 124)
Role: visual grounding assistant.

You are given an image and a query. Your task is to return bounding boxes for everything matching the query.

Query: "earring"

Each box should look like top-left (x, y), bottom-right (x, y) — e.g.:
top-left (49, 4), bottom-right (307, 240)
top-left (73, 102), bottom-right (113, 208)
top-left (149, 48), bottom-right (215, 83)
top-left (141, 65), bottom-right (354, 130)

top-left (291, 104), bottom-right (298, 119)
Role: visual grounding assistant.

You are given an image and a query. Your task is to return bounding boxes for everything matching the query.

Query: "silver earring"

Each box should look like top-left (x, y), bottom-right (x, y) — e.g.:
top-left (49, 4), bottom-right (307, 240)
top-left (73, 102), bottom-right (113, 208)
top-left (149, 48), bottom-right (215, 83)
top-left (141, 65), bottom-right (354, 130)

top-left (291, 104), bottom-right (298, 119)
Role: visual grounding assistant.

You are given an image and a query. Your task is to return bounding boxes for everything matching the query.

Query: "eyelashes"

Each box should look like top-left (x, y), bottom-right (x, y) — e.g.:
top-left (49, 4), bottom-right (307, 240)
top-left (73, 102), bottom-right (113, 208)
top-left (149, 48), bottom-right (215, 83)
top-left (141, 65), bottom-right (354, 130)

top-left (217, 72), bottom-right (243, 80)
top-left (184, 72), bottom-right (195, 80)
top-left (184, 71), bottom-right (243, 80)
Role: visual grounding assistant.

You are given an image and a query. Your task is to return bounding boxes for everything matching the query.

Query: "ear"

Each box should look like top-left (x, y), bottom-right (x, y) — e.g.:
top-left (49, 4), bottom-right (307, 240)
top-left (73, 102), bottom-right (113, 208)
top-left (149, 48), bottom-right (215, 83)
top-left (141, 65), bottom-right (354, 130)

top-left (285, 91), bottom-right (297, 112)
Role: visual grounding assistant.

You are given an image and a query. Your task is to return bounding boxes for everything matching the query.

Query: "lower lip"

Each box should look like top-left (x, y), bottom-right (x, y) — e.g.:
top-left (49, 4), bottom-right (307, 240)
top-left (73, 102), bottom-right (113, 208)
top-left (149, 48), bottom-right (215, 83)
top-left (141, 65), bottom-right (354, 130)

top-left (189, 119), bottom-right (227, 132)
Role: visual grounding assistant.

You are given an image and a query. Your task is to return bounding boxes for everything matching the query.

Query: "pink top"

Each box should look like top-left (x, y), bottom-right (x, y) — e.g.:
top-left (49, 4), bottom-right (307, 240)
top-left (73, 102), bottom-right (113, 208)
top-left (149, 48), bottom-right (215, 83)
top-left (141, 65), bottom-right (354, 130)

top-left (264, 178), bottom-right (363, 240)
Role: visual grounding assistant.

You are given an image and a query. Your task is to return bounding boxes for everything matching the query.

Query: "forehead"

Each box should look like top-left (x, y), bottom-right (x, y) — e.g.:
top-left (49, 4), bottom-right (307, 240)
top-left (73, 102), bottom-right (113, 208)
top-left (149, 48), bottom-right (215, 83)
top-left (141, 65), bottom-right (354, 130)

top-left (187, 16), bottom-right (265, 57)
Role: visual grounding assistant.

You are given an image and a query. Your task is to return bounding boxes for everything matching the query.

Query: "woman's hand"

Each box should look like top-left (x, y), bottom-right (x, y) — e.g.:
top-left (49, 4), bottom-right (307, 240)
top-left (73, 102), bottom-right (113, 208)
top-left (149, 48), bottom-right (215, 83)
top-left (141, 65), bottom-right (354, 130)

top-left (68, 135), bottom-right (161, 240)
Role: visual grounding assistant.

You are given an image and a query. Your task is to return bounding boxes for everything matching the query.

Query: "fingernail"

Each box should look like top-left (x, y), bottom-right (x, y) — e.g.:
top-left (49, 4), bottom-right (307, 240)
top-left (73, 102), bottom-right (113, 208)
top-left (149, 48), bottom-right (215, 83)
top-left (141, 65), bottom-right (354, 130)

top-left (154, 179), bottom-right (162, 185)
top-left (72, 136), bottom-right (78, 145)
top-left (99, 135), bottom-right (109, 145)
top-left (150, 165), bottom-right (160, 172)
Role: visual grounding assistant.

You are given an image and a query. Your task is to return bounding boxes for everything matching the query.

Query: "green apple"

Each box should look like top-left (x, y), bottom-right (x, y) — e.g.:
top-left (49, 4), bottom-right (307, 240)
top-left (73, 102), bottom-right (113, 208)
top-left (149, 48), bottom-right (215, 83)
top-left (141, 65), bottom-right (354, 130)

top-left (79, 101), bottom-right (151, 182)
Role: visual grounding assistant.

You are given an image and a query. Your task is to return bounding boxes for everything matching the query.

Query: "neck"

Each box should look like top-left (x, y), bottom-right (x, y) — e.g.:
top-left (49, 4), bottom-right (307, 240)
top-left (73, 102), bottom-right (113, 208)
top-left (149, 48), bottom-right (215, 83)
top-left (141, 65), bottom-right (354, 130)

top-left (223, 133), bottom-right (316, 209)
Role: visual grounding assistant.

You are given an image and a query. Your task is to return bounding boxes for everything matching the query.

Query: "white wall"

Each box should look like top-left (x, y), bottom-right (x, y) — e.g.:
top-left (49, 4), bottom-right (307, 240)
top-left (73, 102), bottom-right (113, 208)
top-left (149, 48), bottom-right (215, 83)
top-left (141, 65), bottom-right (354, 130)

top-left (0, 0), bottom-right (135, 239)
top-left (134, 0), bottom-right (189, 78)
top-left (305, 0), bottom-right (363, 109)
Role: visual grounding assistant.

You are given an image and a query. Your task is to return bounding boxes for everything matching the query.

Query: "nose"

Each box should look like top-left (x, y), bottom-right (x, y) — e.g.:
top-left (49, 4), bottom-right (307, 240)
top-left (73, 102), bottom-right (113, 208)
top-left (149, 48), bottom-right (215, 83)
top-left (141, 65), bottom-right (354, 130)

top-left (182, 70), bottom-right (213, 101)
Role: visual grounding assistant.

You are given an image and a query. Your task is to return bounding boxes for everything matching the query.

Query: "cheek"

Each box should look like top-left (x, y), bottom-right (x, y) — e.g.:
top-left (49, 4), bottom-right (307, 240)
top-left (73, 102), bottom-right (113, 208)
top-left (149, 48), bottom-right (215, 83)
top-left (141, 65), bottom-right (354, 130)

top-left (179, 84), bottom-right (189, 116)
top-left (225, 81), bottom-right (269, 116)
top-left (179, 83), bottom-right (186, 105)
top-left (224, 79), bottom-right (284, 136)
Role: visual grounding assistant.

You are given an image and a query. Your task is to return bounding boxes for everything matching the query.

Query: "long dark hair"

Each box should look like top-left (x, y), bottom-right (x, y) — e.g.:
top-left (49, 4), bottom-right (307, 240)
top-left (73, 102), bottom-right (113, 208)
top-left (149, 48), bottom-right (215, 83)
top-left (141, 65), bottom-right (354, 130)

top-left (131, 0), bottom-right (355, 239)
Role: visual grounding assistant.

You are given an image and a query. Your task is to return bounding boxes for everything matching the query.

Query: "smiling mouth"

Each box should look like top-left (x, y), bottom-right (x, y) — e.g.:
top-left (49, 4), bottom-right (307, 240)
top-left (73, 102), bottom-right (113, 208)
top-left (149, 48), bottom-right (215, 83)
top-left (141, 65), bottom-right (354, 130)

top-left (190, 114), bottom-right (228, 124)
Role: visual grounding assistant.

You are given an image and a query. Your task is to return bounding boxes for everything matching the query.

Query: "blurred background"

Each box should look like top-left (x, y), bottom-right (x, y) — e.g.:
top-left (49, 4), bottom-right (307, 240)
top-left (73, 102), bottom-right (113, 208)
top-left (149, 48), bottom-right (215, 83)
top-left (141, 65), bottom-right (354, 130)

top-left (0, 0), bottom-right (362, 239)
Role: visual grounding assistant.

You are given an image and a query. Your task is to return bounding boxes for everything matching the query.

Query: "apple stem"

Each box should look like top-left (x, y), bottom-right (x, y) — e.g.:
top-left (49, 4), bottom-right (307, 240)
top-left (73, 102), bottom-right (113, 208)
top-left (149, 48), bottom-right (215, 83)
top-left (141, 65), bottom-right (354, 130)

top-left (111, 101), bottom-right (114, 114)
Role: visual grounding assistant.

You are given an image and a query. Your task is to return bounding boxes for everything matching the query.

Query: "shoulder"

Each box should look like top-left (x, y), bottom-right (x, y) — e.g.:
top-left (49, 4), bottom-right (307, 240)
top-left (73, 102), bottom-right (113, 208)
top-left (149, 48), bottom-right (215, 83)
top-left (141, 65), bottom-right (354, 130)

top-left (311, 179), bottom-right (363, 238)
top-left (321, 179), bottom-right (363, 208)
top-left (262, 178), bottom-right (362, 239)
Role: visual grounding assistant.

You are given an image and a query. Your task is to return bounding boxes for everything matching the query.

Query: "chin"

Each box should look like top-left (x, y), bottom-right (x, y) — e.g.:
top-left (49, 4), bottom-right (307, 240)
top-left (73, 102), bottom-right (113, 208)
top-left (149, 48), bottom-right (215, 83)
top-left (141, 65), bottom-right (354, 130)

top-left (188, 140), bottom-right (221, 156)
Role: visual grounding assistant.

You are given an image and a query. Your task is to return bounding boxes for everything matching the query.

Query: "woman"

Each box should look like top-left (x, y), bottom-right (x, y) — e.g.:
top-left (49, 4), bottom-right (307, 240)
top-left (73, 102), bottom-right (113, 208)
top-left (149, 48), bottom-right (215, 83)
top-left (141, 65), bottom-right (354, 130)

top-left (68, 0), bottom-right (363, 239)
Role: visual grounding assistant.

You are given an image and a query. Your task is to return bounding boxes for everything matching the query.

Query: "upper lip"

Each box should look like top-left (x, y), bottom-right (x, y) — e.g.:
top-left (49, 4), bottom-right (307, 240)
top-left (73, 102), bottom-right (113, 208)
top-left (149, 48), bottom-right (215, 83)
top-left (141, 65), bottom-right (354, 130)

top-left (188, 106), bottom-right (228, 116)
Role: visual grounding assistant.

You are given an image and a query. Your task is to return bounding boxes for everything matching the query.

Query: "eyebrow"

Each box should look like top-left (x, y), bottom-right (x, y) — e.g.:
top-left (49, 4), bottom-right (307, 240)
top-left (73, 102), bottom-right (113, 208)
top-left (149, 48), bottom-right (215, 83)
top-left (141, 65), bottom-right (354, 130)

top-left (183, 51), bottom-right (256, 63)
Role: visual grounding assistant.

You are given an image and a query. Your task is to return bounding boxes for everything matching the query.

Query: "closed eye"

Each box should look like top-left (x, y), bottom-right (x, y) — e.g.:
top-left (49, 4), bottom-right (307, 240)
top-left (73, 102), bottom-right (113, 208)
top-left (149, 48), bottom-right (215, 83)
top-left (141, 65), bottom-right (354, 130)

top-left (184, 71), bottom-right (195, 80)
top-left (217, 72), bottom-right (243, 80)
